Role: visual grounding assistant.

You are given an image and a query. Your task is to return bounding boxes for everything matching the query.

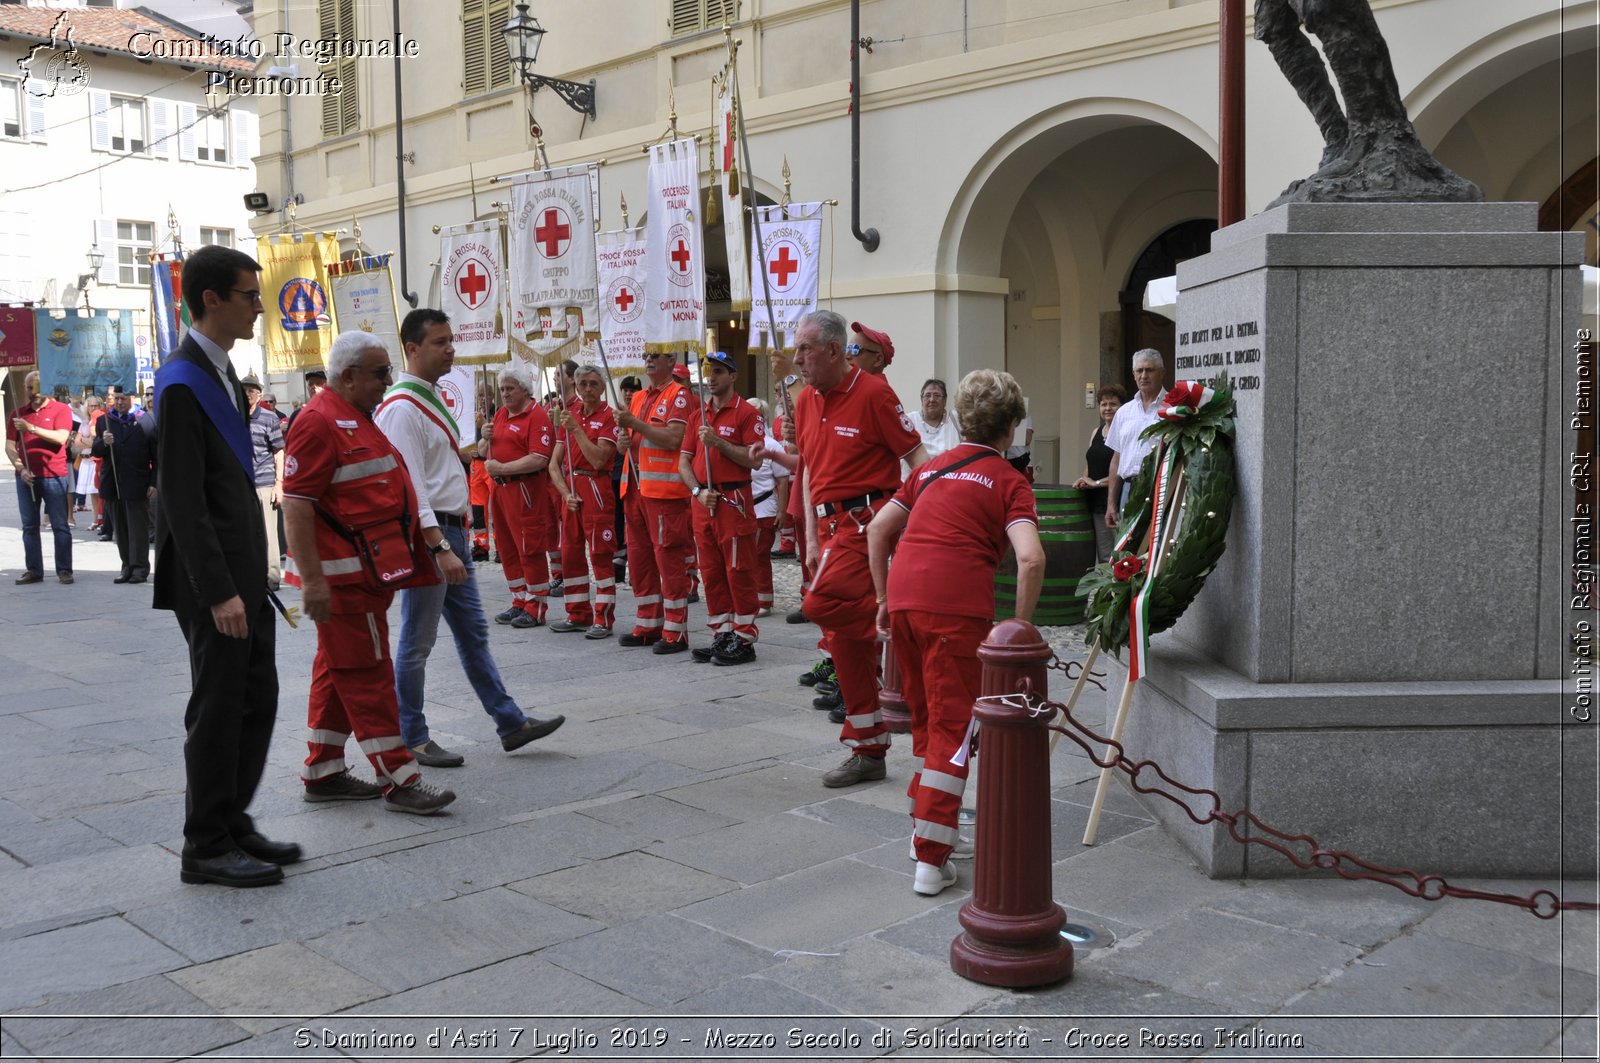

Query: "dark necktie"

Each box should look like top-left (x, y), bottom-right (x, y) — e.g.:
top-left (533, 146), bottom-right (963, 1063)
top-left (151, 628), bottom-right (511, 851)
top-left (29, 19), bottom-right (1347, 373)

top-left (223, 362), bottom-right (245, 416)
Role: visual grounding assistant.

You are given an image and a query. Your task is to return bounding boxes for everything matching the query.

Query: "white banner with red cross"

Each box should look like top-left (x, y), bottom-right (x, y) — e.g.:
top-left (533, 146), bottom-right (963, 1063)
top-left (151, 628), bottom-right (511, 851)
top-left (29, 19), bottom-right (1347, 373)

top-left (643, 138), bottom-right (705, 355)
top-left (716, 78), bottom-right (751, 313)
top-left (438, 219), bottom-right (509, 365)
top-left (749, 202), bottom-right (823, 353)
top-left (596, 227), bottom-right (648, 371)
top-left (508, 163), bottom-right (600, 340)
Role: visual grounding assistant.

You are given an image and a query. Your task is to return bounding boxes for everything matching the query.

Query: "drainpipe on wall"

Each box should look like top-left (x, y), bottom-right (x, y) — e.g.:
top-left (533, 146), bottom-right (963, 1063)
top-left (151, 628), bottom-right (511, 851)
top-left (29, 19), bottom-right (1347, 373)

top-left (393, 0), bottom-right (418, 306)
top-left (850, 0), bottom-right (880, 252)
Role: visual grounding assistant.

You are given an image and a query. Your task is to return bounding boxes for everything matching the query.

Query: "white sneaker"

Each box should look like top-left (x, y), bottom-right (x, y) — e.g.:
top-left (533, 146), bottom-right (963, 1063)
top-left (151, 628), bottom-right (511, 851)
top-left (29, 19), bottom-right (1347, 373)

top-left (914, 860), bottom-right (958, 896)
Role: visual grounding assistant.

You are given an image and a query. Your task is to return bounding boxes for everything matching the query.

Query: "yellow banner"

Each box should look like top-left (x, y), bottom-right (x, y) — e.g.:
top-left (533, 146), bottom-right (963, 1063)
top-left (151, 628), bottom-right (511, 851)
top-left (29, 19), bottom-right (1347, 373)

top-left (257, 233), bottom-right (338, 373)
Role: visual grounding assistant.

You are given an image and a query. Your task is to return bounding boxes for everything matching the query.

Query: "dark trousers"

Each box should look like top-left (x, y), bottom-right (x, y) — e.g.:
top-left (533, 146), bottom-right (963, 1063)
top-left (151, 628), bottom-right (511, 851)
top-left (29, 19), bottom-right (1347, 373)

top-left (177, 598), bottom-right (279, 858)
top-left (114, 495), bottom-right (151, 577)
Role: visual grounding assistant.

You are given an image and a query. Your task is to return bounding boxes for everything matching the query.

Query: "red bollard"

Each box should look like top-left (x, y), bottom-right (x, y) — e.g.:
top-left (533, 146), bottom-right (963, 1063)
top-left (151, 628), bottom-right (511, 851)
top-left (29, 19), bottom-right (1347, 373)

top-left (878, 632), bottom-right (911, 734)
top-left (950, 618), bottom-right (1073, 988)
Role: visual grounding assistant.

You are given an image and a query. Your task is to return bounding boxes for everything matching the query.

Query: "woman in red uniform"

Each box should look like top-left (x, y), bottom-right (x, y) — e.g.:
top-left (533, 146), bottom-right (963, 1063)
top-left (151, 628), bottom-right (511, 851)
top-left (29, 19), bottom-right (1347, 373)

top-left (483, 365), bottom-right (557, 628)
top-left (867, 368), bottom-right (1044, 897)
top-left (551, 365), bottom-right (620, 637)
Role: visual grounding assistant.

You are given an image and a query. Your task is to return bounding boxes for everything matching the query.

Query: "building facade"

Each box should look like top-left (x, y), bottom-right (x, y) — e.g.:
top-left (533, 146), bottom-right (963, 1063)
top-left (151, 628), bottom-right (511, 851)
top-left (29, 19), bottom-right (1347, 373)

top-left (247, 0), bottom-right (1596, 477)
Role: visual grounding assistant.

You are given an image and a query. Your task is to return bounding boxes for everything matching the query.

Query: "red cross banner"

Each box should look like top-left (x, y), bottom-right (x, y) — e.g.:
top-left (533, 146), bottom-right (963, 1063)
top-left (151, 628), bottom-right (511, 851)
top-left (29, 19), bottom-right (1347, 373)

top-left (256, 232), bottom-right (339, 373)
top-left (508, 163), bottom-right (601, 341)
top-left (644, 138), bottom-right (705, 355)
top-left (439, 219), bottom-right (509, 365)
top-left (596, 227), bottom-right (648, 371)
top-left (749, 202), bottom-right (823, 353)
top-left (716, 79), bottom-right (751, 313)
top-left (328, 253), bottom-right (401, 363)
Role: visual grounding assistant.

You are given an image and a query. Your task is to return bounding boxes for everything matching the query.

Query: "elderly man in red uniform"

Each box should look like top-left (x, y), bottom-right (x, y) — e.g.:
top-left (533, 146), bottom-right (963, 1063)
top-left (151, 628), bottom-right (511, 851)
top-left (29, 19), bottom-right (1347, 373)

top-left (679, 351), bottom-right (765, 666)
top-left (793, 309), bottom-right (926, 787)
top-left (483, 365), bottom-right (558, 628)
top-left (282, 331), bottom-right (455, 816)
top-left (615, 351), bottom-right (698, 654)
top-left (551, 365), bottom-right (620, 637)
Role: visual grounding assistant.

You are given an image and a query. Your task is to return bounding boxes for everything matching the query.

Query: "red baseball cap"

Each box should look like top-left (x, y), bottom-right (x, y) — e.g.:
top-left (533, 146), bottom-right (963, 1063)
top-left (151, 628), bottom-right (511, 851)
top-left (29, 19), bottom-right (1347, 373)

top-left (849, 322), bottom-right (895, 366)
top-left (671, 364), bottom-right (691, 381)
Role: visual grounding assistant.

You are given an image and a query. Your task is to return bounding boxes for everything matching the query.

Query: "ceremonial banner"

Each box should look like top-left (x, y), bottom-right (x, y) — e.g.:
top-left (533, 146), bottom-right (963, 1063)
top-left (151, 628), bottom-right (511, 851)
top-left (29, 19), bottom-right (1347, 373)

top-left (749, 202), bottom-right (823, 353)
top-left (440, 219), bottom-right (509, 365)
top-left (0, 306), bottom-right (37, 368)
top-left (35, 310), bottom-right (135, 393)
top-left (508, 164), bottom-right (600, 340)
top-left (150, 255), bottom-right (187, 361)
top-left (716, 79), bottom-right (750, 312)
top-left (643, 138), bottom-right (705, 354)
top-left (329, 253), bottom-right (401, 362)
top-left (596, 228), bottom-right (648, 371)
top-left (438, 363), bottom-right (479, 449)
top-left (257, 232), bottom-right (338, 373)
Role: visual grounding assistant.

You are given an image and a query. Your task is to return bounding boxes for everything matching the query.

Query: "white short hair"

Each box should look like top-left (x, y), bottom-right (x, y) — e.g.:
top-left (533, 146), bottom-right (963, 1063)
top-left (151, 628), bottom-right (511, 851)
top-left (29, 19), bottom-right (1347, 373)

top-left (498, 364), bottom-right (534, 394)
top-left (1132, 348), bottom-right (1164, 369)
top-left (327, 330), bottom-right (386, 376)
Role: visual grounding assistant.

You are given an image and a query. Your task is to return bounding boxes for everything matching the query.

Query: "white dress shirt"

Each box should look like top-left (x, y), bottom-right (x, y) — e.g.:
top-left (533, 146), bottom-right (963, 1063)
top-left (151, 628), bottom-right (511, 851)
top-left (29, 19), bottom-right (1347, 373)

top-left (373, 371), bottom-right (470, 530)
top-left (1106, 386), bottom-right (1169, 480)
top-left (187, 328), bottom-right (240, 411)
top-left (751, 433), bottom-right (790, 520)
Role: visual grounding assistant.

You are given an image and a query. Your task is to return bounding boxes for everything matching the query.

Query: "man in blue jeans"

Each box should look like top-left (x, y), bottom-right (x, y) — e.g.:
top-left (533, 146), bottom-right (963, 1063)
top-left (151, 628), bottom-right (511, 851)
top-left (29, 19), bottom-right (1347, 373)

top-left (7, 371), bottom-right (75, 584)
top-left (375, 308), bottom-right (564, 767)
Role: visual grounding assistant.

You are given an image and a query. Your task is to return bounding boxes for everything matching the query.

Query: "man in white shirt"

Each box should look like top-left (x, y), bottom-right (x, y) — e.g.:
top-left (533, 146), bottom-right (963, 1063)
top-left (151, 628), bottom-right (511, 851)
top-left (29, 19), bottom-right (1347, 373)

top-left (376, 308), bottom-right (564, 769)
top-left (1104, 348), bottom-right (1169, 529)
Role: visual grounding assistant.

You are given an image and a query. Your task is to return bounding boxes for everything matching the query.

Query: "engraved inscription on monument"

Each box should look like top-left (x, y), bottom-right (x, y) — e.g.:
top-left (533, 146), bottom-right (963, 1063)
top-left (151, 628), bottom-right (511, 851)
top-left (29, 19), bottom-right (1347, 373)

top-left (1175, 318), bottom-right (1261, 393)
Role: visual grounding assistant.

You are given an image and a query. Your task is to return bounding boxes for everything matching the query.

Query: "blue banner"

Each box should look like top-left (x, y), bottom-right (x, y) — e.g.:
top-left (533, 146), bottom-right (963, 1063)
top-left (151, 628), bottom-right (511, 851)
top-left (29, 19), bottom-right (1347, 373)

top-left (35, 310), bottom-right (136, 395)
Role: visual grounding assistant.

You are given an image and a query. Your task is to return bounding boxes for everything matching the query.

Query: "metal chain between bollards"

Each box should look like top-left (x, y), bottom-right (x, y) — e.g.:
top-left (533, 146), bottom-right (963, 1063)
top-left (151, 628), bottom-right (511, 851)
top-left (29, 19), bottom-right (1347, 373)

top-left (1032, 688), bottom-right (1597, 920)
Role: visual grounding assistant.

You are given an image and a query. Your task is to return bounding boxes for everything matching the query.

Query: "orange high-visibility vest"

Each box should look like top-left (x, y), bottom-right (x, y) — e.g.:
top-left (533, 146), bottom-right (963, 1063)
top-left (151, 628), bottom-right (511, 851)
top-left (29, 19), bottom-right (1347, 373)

top-left (631, 381), bottom-right (692, 500)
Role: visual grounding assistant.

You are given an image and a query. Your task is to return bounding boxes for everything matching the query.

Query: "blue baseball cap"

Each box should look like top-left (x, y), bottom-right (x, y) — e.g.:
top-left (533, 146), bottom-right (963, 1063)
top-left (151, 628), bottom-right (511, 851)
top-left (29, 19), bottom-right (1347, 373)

top-left (703, 351), bottom-right (738, 372)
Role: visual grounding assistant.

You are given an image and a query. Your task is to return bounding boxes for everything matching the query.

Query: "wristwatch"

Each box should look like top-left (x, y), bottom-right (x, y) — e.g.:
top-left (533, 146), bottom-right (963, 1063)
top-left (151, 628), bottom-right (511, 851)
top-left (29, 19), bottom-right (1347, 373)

top-left (429, 539), bottom-right (452, 557)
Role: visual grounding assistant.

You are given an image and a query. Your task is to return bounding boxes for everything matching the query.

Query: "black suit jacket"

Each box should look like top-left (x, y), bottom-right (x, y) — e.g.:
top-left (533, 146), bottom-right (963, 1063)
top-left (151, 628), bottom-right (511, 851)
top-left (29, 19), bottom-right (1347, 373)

top-left (90, 412), bottom-right (156, 500)
top-left (152, 336), bottom-right (268, 617)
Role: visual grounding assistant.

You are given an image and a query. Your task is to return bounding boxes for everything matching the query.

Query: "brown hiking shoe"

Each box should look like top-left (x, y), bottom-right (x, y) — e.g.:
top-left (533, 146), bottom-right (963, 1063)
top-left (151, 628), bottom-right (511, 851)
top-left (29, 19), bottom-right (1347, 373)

top-left (303, 770), bottom-right (384, 802)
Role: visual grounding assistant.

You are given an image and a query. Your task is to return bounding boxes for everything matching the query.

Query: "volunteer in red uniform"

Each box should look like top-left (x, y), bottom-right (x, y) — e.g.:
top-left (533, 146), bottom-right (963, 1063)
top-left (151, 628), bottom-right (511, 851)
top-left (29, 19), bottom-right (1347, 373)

top-left (551, 365), bottom-right (620, 637)
top-left (671, 362), bottom-right (701, 604)
top-left (483, 365), bottom-right (558, 628)
top-left (678, 351), bottom-right (765, 665)
top-left (282, 331), bottom-right (456, 816)
top-left (793, 309), bottom-right (926, 788)
top-left (868, 369), bottom-right (1044, 895)
top-left (615, 351), bottom-right (698, 653)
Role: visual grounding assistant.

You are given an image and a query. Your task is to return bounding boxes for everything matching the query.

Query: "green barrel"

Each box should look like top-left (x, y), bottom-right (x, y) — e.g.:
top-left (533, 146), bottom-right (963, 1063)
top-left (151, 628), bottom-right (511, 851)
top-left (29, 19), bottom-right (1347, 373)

top-left (994, 483), bottom-right (1096, 626)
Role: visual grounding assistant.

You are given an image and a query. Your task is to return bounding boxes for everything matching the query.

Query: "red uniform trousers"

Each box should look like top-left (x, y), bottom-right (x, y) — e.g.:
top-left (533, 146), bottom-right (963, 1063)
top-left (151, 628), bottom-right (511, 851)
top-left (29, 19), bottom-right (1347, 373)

top-left (546, 479), bottom-right (564, 581)
top-left (802, 508), bottom-right (891, 758)
top-left (302, 597), bottom-right (419, 792)
top-left (692, 487), bottom-right (760, 643)
top-left (468, 459), bottom-right (493, 552)
top-left (560, 472), bottom-right (617, 628)
top-left (630, 494), bottom-right (692, 642)
top-left (754, 516), bottom-right (778, 612)
top-left (491, 478), bottom-right (554, 622)
top-left (892, 609), bottom-right (988, 866)
top-left (622, 489), bottom-right (661, 636)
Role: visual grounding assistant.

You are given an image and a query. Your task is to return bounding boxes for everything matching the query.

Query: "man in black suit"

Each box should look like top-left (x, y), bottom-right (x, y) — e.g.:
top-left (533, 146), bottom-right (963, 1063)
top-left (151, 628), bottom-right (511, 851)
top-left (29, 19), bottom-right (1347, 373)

top-left (92, 386), bottom-right (156, 583)
top-left (153, 245), bottom-right (298, 888)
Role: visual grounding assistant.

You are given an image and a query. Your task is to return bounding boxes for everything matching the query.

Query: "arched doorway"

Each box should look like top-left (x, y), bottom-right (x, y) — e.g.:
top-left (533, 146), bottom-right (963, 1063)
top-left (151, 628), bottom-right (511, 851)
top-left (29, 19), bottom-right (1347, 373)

top-left (1120, 219), bottom-right (1217, 392)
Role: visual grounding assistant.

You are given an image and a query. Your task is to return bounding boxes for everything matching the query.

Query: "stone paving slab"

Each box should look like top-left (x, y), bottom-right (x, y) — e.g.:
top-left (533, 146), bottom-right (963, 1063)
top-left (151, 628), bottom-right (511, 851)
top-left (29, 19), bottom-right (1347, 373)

top-left (167, 941), bottom-right (389, 1034)
top-left (537, 913), bottom-right (777, 1008)
top-left (0, 916), bottom-right (189, 1010)
top-left (1, 974), bottom-right (248, 1060)
top-left (509, 850), bottom-right (738, 924)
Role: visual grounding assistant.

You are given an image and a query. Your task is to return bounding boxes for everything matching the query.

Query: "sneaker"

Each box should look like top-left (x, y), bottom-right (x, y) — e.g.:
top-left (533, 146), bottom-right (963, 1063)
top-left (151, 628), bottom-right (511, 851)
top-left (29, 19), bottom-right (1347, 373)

top-left (771, 548), bottom-right (795, 559)
top-left (828, 704), bottom-right (847, 725)
top-left (692, 632), bottom-right (736, 663)
top-left (409, 740), bottom-right (464, 768)
top-left (57, 571), bottom-right (74, 584)
top-left (303, 770), bottom-right (384, 802)
top-left (494, 606), bottom-right (522, 625)
top-left (822, 753), bottom-right (887, 788)
top-left (471, 545), bottom-right (489, 562)
top-left (813, 690), bottom-right (843, 711)
top-left (548, 619), bottom-right (586, 633)
top-left (510, 611), bottom-right (541, 629)
top-left (619, 632), bottom-right (660, 647)
top-left (798, 659), bottom-right (835, 687)
top-left (502, 715), bottom-right (565, 751)
top-left (383, 781), bottom-right (457, 815)
top-left (785, 608), bottom-right (809, 624)
top-left (652, 638), bottom-right (689, 655)
top-left (584, 624), bottom-right (613, 640)
top-left (757, 607), bottom-right (773, 618)
top-left (712, 638), bottom-right (757, 667)
top-left (548, 577), bottom-right (563, 598)
top-left (687, 590), bottom-right (700, 604)
top-left (913, 860), bottom-right (958, 896)
top-left (814, 679), bottom-right (840, 698)
top-left (13, 572), bottom-right (43, 585)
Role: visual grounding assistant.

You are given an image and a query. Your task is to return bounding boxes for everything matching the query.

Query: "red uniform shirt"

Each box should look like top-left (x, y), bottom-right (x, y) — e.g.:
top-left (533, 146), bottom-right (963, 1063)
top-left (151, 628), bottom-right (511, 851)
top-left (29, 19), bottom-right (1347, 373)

top-left (491, 402), bottom-right (556, 469)
top-left (886, 443), bottom-right (1037, 621)
top-left (681, 393), bottom-right (764, 487)
top-left (562, 401), bottom-right (619, 474)
top-left (795, 366), bottom-right (920, 505)
top-left (7, 397), bottom-right (73, 478)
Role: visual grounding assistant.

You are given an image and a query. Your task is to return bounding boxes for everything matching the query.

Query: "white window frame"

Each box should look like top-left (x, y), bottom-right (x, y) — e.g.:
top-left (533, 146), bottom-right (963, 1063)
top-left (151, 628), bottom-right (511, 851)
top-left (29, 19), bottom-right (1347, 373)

top-left (193, 106), bottom-right (228, 164)
top-left (101, 94), bottom-right (148, 155)
top-left (115, 220), bottom-right (155, 286)
top-left (199, 226), bottom-right (234, 248)
top-left (1, 76), bottom-right (47, 142)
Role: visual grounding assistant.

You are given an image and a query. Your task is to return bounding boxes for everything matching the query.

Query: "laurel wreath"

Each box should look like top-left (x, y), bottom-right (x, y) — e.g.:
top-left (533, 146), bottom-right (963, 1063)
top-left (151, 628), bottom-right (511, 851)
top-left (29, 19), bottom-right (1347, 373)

top-left (1079, 378), bottom-right (1238, 655)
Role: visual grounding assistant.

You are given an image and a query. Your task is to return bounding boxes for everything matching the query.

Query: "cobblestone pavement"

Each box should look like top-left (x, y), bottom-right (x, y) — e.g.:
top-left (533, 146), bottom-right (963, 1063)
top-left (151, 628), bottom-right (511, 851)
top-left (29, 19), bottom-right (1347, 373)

top-left (0, 491), bottom-right (1594, 1061)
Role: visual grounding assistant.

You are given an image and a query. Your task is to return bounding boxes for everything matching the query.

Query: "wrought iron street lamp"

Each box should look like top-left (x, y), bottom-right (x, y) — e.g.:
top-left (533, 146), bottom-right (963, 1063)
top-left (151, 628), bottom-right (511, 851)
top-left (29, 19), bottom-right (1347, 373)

top-left (501, 3), bottom-right (596, 119)
top-left (77, 244), bottom-right (104, 310)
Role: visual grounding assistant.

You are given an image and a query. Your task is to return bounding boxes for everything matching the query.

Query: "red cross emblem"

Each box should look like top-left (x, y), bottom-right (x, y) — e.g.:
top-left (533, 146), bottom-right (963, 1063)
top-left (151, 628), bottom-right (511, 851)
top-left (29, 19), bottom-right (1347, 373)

top-left (534, 207), bottom-right (572, 259)
top-left (453, 258), bottom-right (493, 310)
top-left (670, 240), bottom-right (692, 274)
top-left (615, 287), bottom-right (634, 313)
top-left (768, 242), bottom-right (800, 290)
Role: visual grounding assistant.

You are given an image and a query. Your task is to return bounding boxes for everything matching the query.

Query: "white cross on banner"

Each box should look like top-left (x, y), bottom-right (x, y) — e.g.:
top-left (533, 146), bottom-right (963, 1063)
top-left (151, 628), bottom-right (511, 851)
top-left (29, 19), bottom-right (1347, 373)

top-left (439, 219), bottom-right (509, 364)
top-left (597, 227), bottom-right (648, 370)
top-left (508, 164), bottom-right (601, 340)
top-left (644, 137), bottom-right (705, 355)
top-left (749, 202), bottom-right (823, 353)
top-left (717, 82), bottom-right (751, 313)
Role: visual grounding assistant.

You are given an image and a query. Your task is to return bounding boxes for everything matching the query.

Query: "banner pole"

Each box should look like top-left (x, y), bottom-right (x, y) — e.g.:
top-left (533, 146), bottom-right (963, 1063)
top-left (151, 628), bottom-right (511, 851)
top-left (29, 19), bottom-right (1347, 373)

top-left (733, 79), bottom-right (794, 429)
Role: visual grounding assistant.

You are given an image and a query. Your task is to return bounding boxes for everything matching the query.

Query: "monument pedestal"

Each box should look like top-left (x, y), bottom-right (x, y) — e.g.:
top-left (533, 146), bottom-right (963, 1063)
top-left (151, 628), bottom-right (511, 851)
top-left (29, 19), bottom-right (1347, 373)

top-left (1114, 203), bottom-right (1593, 877)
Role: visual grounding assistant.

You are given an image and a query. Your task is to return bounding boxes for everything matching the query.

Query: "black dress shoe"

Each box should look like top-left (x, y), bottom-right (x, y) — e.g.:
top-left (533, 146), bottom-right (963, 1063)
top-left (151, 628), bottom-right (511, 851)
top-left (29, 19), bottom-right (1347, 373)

top-left (236, 832), bottom-right (303, 866)
top-left (128, 572), bottom-right (147, 584)
top-left (180, 849), bottom-right (285, 887)
top-left (113, 572), bottom-right (131, 584)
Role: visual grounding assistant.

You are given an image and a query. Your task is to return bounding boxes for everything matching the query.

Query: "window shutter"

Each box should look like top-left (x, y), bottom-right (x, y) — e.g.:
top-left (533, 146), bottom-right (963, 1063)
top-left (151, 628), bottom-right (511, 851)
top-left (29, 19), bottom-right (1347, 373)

top-left (25, 89), bottom-right (46, 141)
top-left (177, 102), bottom-right (198, 160)
top-left (95, 218), bottom-right (117, 284)
top-left (320, 0), bottom-right (341, 135)
top-left (88, 89), bottom-right (110, 151)
top-left (488, 0), bottom-right (511, 89)
top-left (463, 0), bottom-right (487, 96)
top-left (670, 0), bottom-right (700, 35)
top-left (148, 98), bottom-right (171, 158)
top-left (230, 106), bottom-right (250, 166)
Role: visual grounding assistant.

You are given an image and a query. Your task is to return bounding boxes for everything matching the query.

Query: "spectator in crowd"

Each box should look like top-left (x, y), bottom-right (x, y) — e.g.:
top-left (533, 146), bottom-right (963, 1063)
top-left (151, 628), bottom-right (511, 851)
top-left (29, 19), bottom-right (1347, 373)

top-left (551, 365), bottom-right (622, 638)
top-left (242, 374), bottom-right (286, 590)
top-left (7, 370), bottom-right (75, 584)
top-left (92, 386), bottom-right (157, 584)
top-left (908, 378), bottom-right (961, 460)
top-left (1005, 397), bottom-right (1034, 475)
top-left (73, 395), bottom-right (103, 516)
top-left (286, 369), bottom-right (326, 434)
top-left (1074, 384), bottom-right (1127, 562)
top-left (867, 368), bottom-right (1043, 896)
top-left (483, 364), bottom-right (559, 629)
top-left (1104, 349), bottom-right (1168, 529)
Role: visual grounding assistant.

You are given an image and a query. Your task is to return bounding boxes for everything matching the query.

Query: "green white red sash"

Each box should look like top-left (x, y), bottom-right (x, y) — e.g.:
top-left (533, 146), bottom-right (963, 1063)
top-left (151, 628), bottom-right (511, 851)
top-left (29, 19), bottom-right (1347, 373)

top-left (378, 380), bottom-right (459, 449)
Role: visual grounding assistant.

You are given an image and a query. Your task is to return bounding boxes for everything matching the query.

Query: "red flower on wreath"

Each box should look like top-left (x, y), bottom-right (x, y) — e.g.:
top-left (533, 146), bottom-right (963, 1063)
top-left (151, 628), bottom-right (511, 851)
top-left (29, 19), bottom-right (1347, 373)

top-left (1112, 554), bottom-right (1146, 581)
top-left (1158, 381), bottom-right (1211, 422)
